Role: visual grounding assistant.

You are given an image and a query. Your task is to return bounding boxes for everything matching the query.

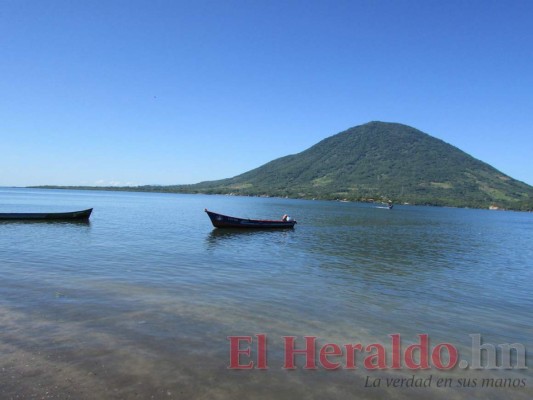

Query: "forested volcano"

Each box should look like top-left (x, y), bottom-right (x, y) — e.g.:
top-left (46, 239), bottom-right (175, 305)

top-left (38, 121), bottom-right (533, 210)
top-left (179, 121), bottom-right (532, 210)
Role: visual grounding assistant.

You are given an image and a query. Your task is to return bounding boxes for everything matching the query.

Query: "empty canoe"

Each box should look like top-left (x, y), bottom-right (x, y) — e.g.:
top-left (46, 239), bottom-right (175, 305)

top-left (0, 208), bottom-right (93, 221)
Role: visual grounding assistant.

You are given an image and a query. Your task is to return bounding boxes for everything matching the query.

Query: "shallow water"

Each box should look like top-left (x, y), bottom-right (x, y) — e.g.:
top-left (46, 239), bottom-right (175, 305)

top-left (0, 188), bottom-right (531, 399)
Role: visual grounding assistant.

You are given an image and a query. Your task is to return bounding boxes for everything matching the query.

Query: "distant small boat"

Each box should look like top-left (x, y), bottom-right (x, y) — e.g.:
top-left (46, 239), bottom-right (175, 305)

top-left (0, 208), bottom-right (93, 221)
top-left (205, 209), bottom-right (296, 229)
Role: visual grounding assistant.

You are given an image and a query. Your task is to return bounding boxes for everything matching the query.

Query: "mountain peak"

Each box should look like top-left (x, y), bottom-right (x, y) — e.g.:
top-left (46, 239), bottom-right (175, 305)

top-left (188, 122), bottom-right (532, 210)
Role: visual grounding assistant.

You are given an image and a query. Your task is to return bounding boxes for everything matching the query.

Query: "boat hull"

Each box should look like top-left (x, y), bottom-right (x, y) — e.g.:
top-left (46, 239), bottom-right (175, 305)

top-left (0, 208), bottom-right (93, 221)
top-left (205, 209), bottom-right (296, 229)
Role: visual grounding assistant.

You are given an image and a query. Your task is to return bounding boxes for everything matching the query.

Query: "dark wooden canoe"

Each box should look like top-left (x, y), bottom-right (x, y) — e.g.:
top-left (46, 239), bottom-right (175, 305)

top-left (0, 208), bottom-right (93, 221)
top-left (205, 209), bottom-right (296, 229)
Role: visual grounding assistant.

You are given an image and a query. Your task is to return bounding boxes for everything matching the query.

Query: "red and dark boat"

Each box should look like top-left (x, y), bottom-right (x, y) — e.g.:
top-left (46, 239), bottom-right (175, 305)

top-left (205, 209), bottom-right (296, 229)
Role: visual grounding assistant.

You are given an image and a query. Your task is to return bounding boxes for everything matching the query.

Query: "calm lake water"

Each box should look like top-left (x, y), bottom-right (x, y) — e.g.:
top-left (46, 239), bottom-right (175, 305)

top-left (0, 187), bottom-right (531, 399)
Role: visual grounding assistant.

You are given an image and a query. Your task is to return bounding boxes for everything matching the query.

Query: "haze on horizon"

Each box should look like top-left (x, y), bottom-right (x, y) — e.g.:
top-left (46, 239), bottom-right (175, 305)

top-left (1, 1), bottom-right (532, 187)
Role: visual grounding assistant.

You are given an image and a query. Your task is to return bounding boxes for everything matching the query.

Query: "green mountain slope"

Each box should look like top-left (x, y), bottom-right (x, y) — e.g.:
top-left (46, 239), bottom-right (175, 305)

top-left (182, 121), bottom-right (533, 210)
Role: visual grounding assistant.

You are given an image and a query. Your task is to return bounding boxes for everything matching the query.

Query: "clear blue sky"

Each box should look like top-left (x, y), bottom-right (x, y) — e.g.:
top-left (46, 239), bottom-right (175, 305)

top-left (1, 0), bottom-right (532, 186)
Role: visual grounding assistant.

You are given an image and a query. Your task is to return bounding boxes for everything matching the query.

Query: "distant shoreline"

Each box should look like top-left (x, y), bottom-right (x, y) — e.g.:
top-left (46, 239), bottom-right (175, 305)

top-left (23, 185), bottom-right (532, 212)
